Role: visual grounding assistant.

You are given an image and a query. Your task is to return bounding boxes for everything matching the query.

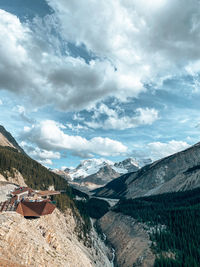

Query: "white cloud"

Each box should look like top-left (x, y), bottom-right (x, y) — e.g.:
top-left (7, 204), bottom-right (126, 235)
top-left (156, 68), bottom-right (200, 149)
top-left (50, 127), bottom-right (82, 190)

top-left (17, 105), bottom-right (26, 114)
top-left (66, 123), bottom-right (88, 132)
top-left (147, 140), bottom-right (190, 159)
top-left (61, 166), bottom-right (68, 171)
top-left (22, 120), bottom-right (128, 157)
top-left (20, 141), bottom-right (60, 166)
top-left (0, 9), bottom-right (143, 112)
top-left (38, 159), bottom-right (53, 166)
top-left (0, 99), bottom-right (2, 105)
top-left (47, 0), bottom-right (200, 88)
top-left (0, 1), bottom-right (200, 118)
top-left (85, 104), bottom-right (159, 130)
top-left (29, 148), bottom-right (61, 160)
top-left (2, 1), bottom-right (200, 112)
top-left (0, 10), bottom-right (111, 110)
top-left (135, 108), bottom-right (159, 125)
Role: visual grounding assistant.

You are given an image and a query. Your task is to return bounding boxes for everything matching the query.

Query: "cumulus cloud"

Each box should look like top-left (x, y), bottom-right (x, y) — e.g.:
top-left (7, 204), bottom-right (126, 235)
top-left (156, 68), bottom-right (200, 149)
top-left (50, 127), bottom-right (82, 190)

top-left (22, 120), bottom-right (128, 157)
top-left (0, 9), bottom-right (143, 112)
top-left (38, 159), bottom-right (53, 166)
top-left (66, 123), bottom-right (88, 132)
top-left (147, 140), bottom-right (190, 159)
top-left (84, 104), bottom-right (159, 130)
top-left (29, 148), bottom-right (61, 160)
top-left (0, 10), bottom-right (113, 110)
top-left (47, 0), bottom-right (200, 86)
top-left (2, 1), bottom-right (200, 112)
top-left (20, 141), bottom-right (60, 166)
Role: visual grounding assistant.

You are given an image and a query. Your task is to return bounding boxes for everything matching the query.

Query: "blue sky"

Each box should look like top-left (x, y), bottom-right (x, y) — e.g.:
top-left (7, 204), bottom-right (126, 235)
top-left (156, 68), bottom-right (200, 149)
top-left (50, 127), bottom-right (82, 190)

top-left (0, 0), bottom-right (200, 168)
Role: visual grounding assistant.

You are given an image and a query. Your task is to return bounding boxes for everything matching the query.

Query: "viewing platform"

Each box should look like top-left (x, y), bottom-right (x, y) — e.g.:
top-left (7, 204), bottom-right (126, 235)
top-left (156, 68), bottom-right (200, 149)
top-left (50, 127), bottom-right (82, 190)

top-left (0, 186), bottom-right (60, 217)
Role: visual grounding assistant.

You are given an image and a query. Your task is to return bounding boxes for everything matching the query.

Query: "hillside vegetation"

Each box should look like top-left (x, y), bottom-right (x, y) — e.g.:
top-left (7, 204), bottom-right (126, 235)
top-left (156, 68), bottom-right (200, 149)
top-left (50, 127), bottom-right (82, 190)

top-left (114, 188), bottom-right (200, 266)
top-left (0, 146), bottom-right (71, 191)
top-left (0, 146), bottom-right (94, 239)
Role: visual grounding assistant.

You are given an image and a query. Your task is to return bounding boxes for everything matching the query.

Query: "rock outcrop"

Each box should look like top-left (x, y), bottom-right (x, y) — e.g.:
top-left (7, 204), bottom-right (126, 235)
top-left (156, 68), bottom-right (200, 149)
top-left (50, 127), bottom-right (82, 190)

top-left (0, 125), bottom-right (25, 153)
top-left (0, 209), bottom-right (112, 267)
top-left (2, 169), bottom-right (27, 187)
top-left (99, 211), bottom-right (155, 267)
top-left (0, 182), bottom-right (17, 202)
top-left (0, 133), bottom-right (16, 149)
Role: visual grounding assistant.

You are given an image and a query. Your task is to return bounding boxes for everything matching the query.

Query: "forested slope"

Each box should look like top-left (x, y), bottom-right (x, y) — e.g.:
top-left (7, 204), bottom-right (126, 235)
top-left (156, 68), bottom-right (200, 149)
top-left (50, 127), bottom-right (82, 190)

top-left (113, 188), bottom-right (200, 266)
top-left (94, 142), bottom-right (200, 199)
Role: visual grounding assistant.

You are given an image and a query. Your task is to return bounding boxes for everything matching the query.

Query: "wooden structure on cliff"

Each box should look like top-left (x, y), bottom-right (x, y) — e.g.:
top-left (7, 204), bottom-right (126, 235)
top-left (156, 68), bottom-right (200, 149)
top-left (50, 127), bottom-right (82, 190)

top-left (16, 201), bottom-right (56, 217)
top-left (0, 186), bottom-right (60, 217)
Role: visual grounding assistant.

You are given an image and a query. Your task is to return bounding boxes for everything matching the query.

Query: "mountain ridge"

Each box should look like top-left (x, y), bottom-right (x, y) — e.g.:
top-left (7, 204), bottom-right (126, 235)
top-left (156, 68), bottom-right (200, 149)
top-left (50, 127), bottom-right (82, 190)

top-left (53, 157), bottom-right (152, 190)
top-left (0, 125), bottom-right (114, 266)
top-left (94, 141), bottom-right (200, 199)
top-left (0, 125), bottom-right (25, 153)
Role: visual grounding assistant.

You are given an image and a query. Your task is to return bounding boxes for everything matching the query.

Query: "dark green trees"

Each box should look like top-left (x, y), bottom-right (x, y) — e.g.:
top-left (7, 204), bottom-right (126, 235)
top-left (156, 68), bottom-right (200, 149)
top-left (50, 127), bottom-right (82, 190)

top-left (114, 188), bottom-right (200, 266)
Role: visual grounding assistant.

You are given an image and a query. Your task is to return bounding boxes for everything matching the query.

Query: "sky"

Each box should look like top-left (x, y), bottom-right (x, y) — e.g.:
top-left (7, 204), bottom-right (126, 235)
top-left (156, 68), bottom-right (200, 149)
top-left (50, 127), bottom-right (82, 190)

top-left (0, 0), bottom-right (200, 168)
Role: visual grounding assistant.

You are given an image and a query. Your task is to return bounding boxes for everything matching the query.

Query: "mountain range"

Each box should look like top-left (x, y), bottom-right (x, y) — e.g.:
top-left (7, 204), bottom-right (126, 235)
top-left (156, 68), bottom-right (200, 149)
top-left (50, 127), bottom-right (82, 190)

top-left (0, 125), bottom-right (114, 266)
top-left (1, 124), bottom-right (200, 266)
top-left (52, 157), bottom-right (152, 190)
top-left (94, 141), bottom-right (200, 199)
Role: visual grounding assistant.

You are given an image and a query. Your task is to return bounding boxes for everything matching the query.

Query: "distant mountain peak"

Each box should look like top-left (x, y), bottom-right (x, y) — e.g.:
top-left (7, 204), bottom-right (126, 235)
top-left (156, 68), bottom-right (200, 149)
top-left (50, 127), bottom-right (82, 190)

top-left (114, 157), bottom-right (139, 172)
top-left (64, 158), bottom-right (115, 180)
top-left (54, 157), bottom-right (152, 191)
top-left (94, 141), bottom-right (200, 199)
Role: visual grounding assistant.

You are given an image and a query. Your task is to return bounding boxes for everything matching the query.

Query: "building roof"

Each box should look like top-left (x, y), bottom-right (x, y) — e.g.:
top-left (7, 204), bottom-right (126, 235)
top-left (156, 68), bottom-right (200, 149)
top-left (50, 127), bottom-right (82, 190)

top-left (11, 187), bottom-right (33, 196)
top-left (37, 190), bottom-right (60, 197)
top-left (16, 201), bottom-right (56, 217)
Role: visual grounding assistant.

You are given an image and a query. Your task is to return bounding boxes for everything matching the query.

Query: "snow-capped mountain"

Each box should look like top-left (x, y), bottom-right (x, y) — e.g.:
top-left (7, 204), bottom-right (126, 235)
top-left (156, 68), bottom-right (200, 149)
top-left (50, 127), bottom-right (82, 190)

top-left (66, 158), bottom-right (114, 180)
top-left (53, 157), bottom-right (152, 191)
top-left (114, 158), bottom-right (140, 173)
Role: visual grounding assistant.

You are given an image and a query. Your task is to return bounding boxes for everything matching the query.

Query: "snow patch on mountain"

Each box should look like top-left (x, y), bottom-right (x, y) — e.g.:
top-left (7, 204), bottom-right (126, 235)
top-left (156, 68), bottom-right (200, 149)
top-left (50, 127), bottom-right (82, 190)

top-left (52, 157), bottom-right (152, 191)
top-left (61, 157), bottom-right (152, 181)
top-left (66, 158), bottom-right (115, 180)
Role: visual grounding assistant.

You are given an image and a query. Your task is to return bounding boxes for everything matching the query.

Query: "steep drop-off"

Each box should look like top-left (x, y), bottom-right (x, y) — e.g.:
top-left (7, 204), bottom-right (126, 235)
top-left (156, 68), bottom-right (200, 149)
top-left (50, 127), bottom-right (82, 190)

top-left (99, 211), bottom-right (155, 267)
top-left (0, 125), bottom-right (113, 266)
top-left (0, 208), bottom-right (112, 267)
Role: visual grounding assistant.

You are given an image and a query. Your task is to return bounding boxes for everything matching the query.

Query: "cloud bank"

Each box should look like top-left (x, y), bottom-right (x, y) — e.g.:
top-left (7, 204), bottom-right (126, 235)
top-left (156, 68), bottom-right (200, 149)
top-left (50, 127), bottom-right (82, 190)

top-left (1, 0), bottom-right (200, 111)
top-left (84, 104), bottom-right (159, 130)
top-left (147, 140), bottom-right (190, 159)
top-left (22, 120), bottom-right (128, 158)
top-left (48, 0), bottom-right (200, 84)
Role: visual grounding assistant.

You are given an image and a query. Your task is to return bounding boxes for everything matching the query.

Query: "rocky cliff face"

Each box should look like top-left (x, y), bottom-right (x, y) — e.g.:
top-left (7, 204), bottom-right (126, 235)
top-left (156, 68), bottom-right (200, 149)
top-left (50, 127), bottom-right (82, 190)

top-left (0, 125), bottom-right (24, 153)
top-left (0, 208), bottom-right (112, 267)
top-left (0, 133), bottom-right (16, 149)
top-left (0, 125), bottom-right (113, 266)
top-left (95, 142), bottom-right (200, 199)
top-left (0, 168), bottom-right (27, 187)
top-left (99, 211), bottom-right (155, 267)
